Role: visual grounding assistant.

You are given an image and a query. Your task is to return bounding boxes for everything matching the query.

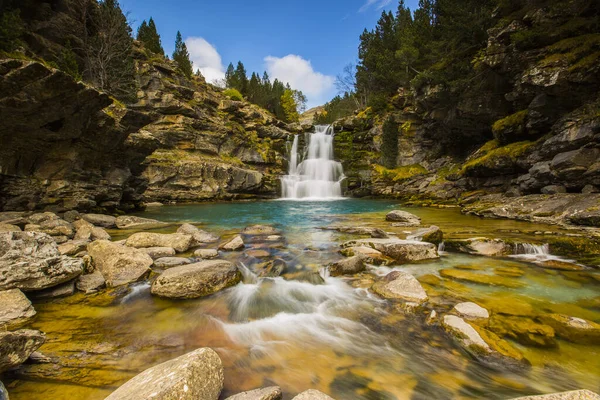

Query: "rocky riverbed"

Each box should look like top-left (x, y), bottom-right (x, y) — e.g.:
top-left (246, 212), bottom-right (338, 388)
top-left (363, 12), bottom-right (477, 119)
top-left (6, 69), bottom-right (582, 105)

top-left (0, 200), bottom-right (599, 399)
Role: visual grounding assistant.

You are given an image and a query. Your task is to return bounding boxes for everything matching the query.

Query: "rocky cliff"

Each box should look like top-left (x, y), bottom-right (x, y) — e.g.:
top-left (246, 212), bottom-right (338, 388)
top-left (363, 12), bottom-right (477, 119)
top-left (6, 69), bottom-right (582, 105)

top-left (0, 48), bottom-right (295, 212)
top-left (334, 0), bottom-right (600, 208)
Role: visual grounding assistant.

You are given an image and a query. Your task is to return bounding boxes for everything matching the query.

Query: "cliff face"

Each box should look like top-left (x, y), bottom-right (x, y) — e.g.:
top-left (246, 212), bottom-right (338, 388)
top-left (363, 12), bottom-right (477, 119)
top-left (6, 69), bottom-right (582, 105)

top-left (335, 0), bottom-right (600, 202)
top-left (0, 50), bottom-right (294, 212)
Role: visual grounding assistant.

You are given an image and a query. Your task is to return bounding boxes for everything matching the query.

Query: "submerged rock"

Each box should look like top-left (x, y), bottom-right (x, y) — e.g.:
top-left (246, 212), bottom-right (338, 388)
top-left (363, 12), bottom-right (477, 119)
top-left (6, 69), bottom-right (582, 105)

top-left (257, 258), bottom-right (287, 277)
top-left (489, 315), bottom-right (556, 348)
top-left (0, 231), bottom-right (84, 291)
top-left (372, 271), bottom-right (428, 304)
top-left (452, 302), bottom-right (489, 320)
top-left (219, 235), bottom-right (245, 251)
top-left (81, 214), bottom-right (117, 228)
top-left (328, 255), bottom-right (367, 277)
top-left (194, 248), bottom-right (219, 259)
top-left (105, 347), bottom-right (224, 400)
top-left (0, 289), bottom-right (36, 330)
top-left (538, 314), bottom-right (600, 344)
top-left (509, 389), bottom-right (600, 399)
top-left (324, 226), bottom-right (388, 238)
top-left (242, 225), bottom-right (281, 235)
top-left (76, 271), bottom-right (106, 294)
top-left (177, 223), bottom-right (219, 245)
top-left (407, 225), bottom-right (443, 245)
top-left (225, 386), bottom-right (283, 400)
top-left (439, 269), bottom-right (525, 288)
top-left (140, 246), bottom-right (176, 260)
top-left (385, 210), bottom-right (421, 226)
top-left (341, 238), bottom-right (438, 263)
top-left (151, 260), bottom-right (241, 299)
top-left (292, 390), bottom-right (335, 400)
top-left (0, 329), bottom-right (46, 373)
top-left (87, 240), bottom-right (152, 287)
top-left (115, 215), bottom-right (166, 229)
top-left (444, 238), bottom-right (513, 256)
top-left (125, 232), bottom-right (193, 253)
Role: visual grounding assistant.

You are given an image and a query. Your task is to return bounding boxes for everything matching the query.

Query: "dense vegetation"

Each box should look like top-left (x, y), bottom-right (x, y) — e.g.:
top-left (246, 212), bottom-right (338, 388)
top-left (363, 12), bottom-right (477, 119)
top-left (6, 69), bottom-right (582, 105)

top-left (224, 61), bottom-right (307, 123)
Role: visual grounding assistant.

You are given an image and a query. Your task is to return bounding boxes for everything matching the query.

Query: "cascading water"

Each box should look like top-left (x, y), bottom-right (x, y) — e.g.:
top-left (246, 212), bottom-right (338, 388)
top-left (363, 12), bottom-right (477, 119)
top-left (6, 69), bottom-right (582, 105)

top-left (280, 125), bottom-right (345, 199)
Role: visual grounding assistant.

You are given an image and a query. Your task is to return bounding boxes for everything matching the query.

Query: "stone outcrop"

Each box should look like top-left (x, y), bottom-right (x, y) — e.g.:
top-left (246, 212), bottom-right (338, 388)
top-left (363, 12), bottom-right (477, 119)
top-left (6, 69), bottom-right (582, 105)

top-left (341, 238), bottom-right (438, 263)
top-left (151, 260), bottom-right (241, 299)
top-left (0, 231), bottom-right (84, 291)
top-left (87, 240), bottom-right (152, 287)
top-left (0, 289), bottom-right (36, 330)
top-left (105, 348), bottom-right (224, 400)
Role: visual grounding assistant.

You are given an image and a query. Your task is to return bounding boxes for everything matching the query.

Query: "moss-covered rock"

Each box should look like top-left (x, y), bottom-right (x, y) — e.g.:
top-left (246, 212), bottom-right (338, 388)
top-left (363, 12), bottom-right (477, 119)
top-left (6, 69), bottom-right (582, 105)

top-left (439, 269), bottom-right (525, 288)
top-left (489, 315), bottom-right (557, 348)
top-left (538, 313), bottom-right (600, 344)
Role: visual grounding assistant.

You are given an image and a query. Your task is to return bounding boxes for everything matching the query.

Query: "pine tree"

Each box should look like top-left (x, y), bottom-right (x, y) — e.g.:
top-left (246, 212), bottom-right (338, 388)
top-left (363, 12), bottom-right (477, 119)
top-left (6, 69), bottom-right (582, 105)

top-left (225, 62), bottom-right (237, 88)
top-left (145, 18), bottom-right (164, 55)
top-left (136, 20), bottom-right (149, 44)
top-left (381, 116), bottom-right (399, 169)
top-left (172, 31), bottom-right (193, 78)
top-left (234, 61), bottom-right (248, 95)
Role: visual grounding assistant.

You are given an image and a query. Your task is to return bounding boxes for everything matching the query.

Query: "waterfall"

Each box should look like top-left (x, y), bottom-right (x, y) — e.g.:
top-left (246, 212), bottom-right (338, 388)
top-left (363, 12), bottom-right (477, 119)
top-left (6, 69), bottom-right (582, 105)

top-left (280, 125), bottom-right (345, 199)
top-left (513, 243), bottom-right (550, 255)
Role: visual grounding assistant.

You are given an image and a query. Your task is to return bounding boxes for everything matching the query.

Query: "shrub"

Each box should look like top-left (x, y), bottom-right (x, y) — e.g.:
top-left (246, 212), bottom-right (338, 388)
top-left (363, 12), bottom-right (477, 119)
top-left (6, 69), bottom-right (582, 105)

top-left (224, 88), bottom-right (243, 101)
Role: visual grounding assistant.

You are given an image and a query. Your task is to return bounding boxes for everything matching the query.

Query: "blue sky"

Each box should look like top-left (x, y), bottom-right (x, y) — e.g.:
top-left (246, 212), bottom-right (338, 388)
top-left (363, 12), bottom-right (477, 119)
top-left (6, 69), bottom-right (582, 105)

top-left (121, 0), bottom-right (419, 108)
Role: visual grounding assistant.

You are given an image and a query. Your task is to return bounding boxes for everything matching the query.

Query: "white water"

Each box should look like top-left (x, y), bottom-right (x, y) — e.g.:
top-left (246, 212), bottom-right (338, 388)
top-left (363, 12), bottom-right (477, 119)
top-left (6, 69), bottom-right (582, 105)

top-left (510, 242), bottom-right (581, 266)
top-left (280, 125), bottom-right (345, 200)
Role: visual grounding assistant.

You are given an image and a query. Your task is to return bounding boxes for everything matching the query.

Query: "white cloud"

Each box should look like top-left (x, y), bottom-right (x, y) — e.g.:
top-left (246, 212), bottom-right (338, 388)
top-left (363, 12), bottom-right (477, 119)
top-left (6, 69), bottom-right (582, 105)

top-left (359, 0), bottom-right (392, 12)
top-left (264, 54), bottom-right (335, 107)
top-left (185, 37), bottom-right (225, 83)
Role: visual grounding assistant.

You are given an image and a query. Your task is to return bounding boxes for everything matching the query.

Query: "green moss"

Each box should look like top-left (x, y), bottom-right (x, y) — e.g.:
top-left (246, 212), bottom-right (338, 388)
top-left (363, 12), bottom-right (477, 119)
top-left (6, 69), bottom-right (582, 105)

top-left (223, 88), bottom-right (243, 101)
top-left (492, 110), bottom-right (528, 134)
top-left (461, 141), bottom-right (534, 176)
top-left (568, 51), bottom-right (600, 73)
top-left (372, 164), bottom-right (427, 182)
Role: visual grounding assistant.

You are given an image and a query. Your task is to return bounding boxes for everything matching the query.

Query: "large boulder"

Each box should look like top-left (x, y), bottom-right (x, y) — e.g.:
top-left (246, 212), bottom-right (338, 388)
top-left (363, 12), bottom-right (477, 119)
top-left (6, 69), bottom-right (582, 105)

top-left (125, 233), bottom-right (193, 253)
top-left (385, 210), bottom-right (421, 226)
top-left (105, 348), bottom-right (224, 400)
top-left (0, 289), bottom-right (36, 330)
top-left (0, 231), bottom-right (84, 291)
top-left (292, 390), bottom-right (335, 400)
top-left (444, 238), bottom-right (513, 257)
top-left (442, 315), bottom-right (528, 369)
top-left (177, 223), bottom-right (219, 245)
top-left (81, 214), bottom-right (117, 228)
top-left (87, 240), bottom-right (152, 287)
top-left (225, 387), bottom-right (283, 400)
top-left (0, 329), bottom-right (46, 373)
top-left (341, 238), bottom-right (438, 263)
top-left (328, 255), bottom-right (367, 277)
top-left (219, 235), bottom-right (245, 251)
top-left (372, 271), bottom-right (428, 304)
top-left (151, 260), bottom-right (242, 299)
top-left (115, 216), bottom-right (166, 229)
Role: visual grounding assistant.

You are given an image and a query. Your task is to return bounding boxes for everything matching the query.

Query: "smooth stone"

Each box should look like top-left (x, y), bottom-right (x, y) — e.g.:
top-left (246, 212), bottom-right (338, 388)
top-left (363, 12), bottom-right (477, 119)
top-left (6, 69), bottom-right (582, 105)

top-left (153, 257), bottom-right (192, 269)
top-left (442, 315), bottom-right (491, 353)
top-left (177, 223), bottom-right (219, 245)
top-left (0, 329), bottom-right (46, 373)
top-left (0, 223), bottom-right (21, 233)
top-left (407, 225), bottom-right (443, 245)
top-left (194, 249), bottom-right (219, 259)
top-left (510, 390), bottom-right (600, 400)
top-left (219, 235), bottom-right (245, 251)
top-left (225, 386), bottom-right (283, 400)
top-left (0, 231), bottom-right (84, 292)
top-left (439, 269), bottom-right (525, 288)
top-left (242, 225), bottom-right (281, 235)
top-left (29, 279), bottom-right (75, 299)
top-left (151, 260), bottom-right (242, 299)
top-left (0, 289), bottom-right (36, 330)
top-left (141, 247), bottom-right (176, 260)
top-left (372, 271), bottom-right (428, 304)
top-left (453, 302), bottom-right (489, 320)
top-left (76, 271), bottom-right (106, 293)
top-left (245, 249), bottom-right (271, 258)
top-left (385, 210), bottom-right (421, 226)
top-left (58, 240), bottom-right (90, 256)
top-left (81, 214), bottom-right (117, 228)
top-left (538, 314), bottom-right (600, 344)
top-left (292, 390), bottom-right (335, 400)
top-left (444, 238), bottom-right (513, 256)
top-left (105, 348), bottom-right (224, 400)
top-left (328, 255), bottom-right (367, 277)
top-left (87, 240), bottom-right (152, 287)
top-left (341, 238), bottom-right (438, 263)
top-left (115, 215), bottom-right (166, 229)
top-left (125, 232), bottom-right (193, 253)
top-left (339, 246), bottom-right (393, 266)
